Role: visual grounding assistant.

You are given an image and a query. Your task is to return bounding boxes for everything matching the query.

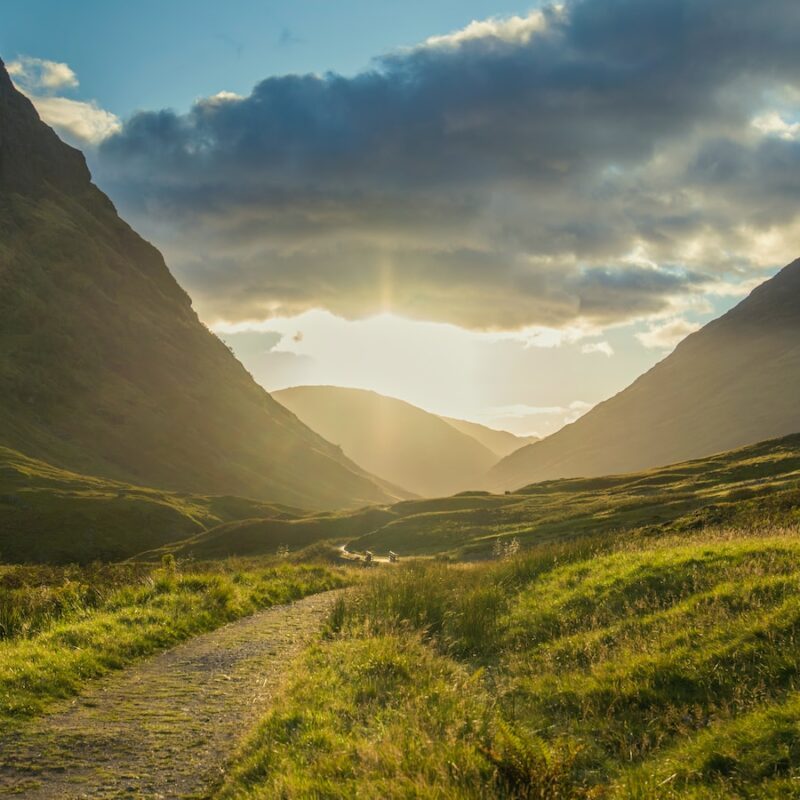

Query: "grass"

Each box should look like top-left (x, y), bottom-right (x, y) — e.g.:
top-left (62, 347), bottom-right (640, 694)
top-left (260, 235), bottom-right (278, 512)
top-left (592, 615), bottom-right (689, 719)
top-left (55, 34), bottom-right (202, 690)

top-left (0, 444), bottom-right (396, 566)
top-left (217, 635), bottom-right (494, 799)
top-left (0, 561), bottom-right (152, 639)
top-left (159, 506), bottom-right (396, 561)
top-left (343, 434), bottom-right (800, 558)
top-left (143, 433), bottom-right (800, 565)
top-left (0, 445), bottom-right (302, 563)
top-left (0, 557), bottom-right (351, 728)
top-left (219, 524), bottom-right (800, 798)
top-left (7, 433), bottom-right (800, 566)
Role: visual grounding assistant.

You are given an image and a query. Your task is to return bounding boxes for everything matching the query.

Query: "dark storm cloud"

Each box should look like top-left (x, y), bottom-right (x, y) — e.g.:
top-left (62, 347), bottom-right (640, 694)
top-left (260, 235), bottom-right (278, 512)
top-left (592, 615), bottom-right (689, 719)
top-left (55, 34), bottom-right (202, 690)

top-left (689, 136), bottom-right (800, 223)
top-left (95, 0), bottom-right (800, 329)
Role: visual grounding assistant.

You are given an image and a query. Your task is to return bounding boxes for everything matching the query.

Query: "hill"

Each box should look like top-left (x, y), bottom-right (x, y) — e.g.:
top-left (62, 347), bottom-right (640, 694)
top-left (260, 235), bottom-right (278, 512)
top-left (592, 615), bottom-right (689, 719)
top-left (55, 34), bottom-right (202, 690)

top-left (489, 259), bottom-right (800, 490)
top-left (224, 525), bottom-right (800, 798)
top-left (274, 386), bottom-right (498, 496)
top-left (0, 445), bottom-right (301, 563)
top-left (164, 432), bottom-right (800, 560)
top-left (439, 416), bottom-right (537, 458)
top-left (347, 433), bottom-right (800, 557)
top-left (0, 58), bottom-right (395, 510)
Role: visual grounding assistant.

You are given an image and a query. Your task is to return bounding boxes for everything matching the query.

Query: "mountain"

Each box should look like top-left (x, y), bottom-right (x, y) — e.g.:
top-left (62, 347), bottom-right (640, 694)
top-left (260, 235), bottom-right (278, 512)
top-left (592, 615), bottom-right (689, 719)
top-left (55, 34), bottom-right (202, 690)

top-left (489, 259), bottom-right (800, 490)
top-left (440, 416), bottom-right (537, 458)
top-left (0, 59), bottom-right (396, 510)
top-left (273, 386), bottom-right (499, 496)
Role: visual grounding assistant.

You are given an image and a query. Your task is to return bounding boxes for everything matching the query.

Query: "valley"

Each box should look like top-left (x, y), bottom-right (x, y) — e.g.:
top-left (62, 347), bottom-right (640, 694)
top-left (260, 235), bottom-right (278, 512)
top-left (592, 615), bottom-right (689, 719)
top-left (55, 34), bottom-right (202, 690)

top-left (274, 385), bottom-right (531, 496)
top-left (1, 7), bottom-right (800, 796)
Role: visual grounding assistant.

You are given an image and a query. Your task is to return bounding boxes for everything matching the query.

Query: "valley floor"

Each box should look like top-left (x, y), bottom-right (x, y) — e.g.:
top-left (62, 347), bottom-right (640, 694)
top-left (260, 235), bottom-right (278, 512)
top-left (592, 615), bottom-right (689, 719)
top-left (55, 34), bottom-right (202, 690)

top-left (0, 591), bottom-right (340, 799)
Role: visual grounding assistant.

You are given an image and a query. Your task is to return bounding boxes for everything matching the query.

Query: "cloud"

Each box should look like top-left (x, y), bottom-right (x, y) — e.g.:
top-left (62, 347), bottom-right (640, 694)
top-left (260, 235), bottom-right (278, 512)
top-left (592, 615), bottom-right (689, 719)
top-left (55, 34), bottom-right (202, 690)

top-left (7, 56), bottom-right (78, 91)
top-left (218, 329), bottom-right (315, 389)
top-left (207, 90), bottom-right (244, 103)
top-left (30, 96), bottom-right (121, 145)
top-left (636, 317), bottom-right (702, 350)
top-left (487, 399), bottom-right (593, 435)
top-left (491, 400), bottom-right (592, 418)
top-left (752, 112), bottom-right (800, 141)
top-left (94, 0), bottom-right (800, 330)
top-left (9, 55), bottom-right (120, 146)
top-left (581, 340), bottom-right (614, 357)
top-left (423, 10), bottom-right (551, 49)
top-left (706, 277), bottom-right (766, 298)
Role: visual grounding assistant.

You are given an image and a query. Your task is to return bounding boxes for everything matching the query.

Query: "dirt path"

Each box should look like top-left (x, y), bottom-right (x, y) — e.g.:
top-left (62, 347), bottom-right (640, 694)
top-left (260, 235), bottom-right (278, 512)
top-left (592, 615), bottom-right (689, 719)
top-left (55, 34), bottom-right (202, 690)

top-left (0, 591), bottom-right (339, 799)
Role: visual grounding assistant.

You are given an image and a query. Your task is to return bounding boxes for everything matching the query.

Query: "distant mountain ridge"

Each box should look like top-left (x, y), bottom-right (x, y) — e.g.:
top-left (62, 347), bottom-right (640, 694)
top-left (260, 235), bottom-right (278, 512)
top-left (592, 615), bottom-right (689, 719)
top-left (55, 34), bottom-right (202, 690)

top-left (274, 386), bottom-right (516, 497)
top-left (440, 416), bottom-right (538, 458)
top-left (489, 258), bottom-right (800, 490)
top-left (0, 58), bottom-right (396, 510)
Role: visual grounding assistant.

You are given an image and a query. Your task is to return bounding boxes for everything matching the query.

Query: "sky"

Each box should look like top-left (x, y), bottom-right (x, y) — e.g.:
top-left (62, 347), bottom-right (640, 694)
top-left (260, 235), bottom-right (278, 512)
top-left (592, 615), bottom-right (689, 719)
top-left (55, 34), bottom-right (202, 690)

top-left (4, 0), bottom-right (798, 436)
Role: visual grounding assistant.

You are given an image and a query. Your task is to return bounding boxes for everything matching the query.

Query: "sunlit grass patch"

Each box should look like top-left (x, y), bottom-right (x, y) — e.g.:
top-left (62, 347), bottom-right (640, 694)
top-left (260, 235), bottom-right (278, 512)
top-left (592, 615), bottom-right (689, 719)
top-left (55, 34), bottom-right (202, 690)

top-left (218, 635), bottom-right (496, 799)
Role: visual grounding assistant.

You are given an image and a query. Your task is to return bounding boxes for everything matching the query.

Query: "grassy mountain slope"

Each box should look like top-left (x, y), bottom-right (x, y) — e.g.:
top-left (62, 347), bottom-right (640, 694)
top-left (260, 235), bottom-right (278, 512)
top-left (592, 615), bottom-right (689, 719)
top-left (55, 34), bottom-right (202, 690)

top-left (222, 525), bottom-right (800, 798)
top-left (349, 433), bottom-right (800, 557)
top-left (167, 432), bottom-right (800, 561)
top-left (440, 416), bottom-right (537, 458)
top-left (489, 258), bottom-right (800, 490)
top-left (274, 386), bottom-right (498, 496)
top-left (0, 59), bottom-right (395, 511)
top-left (0, 446), bottom-right (301, 563)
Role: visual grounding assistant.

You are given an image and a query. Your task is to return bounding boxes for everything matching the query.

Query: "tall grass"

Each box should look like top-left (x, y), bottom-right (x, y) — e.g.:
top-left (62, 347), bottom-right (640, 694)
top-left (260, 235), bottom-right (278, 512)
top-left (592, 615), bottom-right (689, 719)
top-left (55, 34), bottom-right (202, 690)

top-left (0, 563), bottom-right (152, 639)
top-left (329, 533), bottom-right (619, 658)
top-left (218, 635), bottom-right (496, 799)
top-left (220, 525), bottom-right (800, 799)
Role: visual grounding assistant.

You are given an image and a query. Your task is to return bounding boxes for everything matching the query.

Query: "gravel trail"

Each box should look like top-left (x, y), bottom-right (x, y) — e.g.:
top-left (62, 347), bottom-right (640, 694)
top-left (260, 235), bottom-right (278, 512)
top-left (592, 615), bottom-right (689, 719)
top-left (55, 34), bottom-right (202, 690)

top-left (0, 591), bottom-right (339, 799)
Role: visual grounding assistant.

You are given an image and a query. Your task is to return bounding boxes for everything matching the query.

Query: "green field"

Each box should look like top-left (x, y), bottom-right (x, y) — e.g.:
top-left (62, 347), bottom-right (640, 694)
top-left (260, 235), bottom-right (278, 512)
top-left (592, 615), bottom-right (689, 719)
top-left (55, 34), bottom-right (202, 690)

top-left (212, 436), bottom-right (800, 797)
top-left (344, 433), bottom-right (800, 558)
top-left (4, 433), bottom-right (800, 796)
top-left (220, 524), bottom-right (800, 798)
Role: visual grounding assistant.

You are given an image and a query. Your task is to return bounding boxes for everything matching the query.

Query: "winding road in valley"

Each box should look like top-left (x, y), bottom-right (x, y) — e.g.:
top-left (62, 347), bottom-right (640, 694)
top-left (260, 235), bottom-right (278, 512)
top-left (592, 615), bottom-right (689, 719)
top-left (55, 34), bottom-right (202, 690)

top-left (0, 591), bottom-right (340, 799)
